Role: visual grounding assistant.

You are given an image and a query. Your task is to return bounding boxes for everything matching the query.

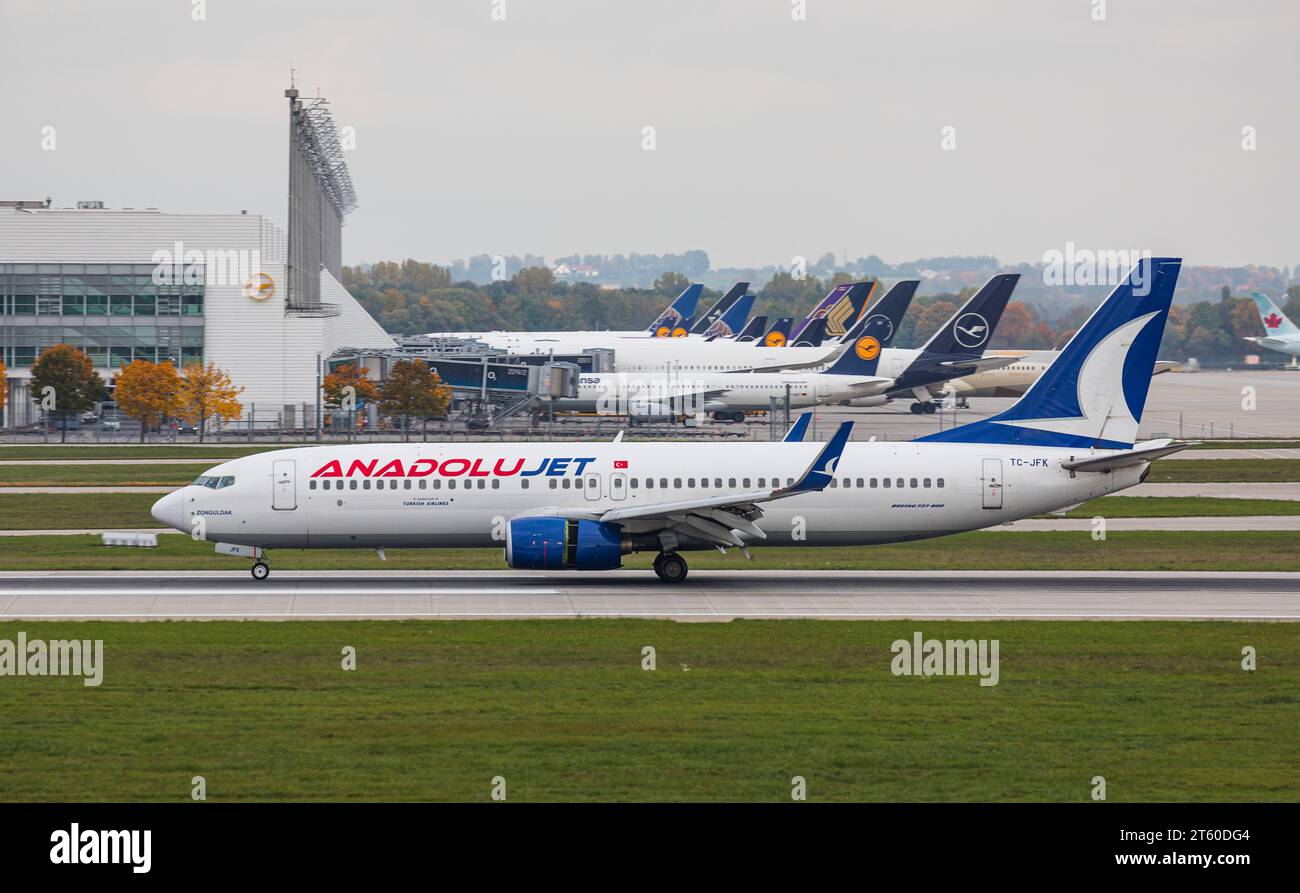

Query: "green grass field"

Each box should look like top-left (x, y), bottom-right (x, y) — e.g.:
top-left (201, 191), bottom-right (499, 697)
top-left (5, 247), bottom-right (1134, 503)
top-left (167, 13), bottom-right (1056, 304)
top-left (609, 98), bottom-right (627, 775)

top-left (1186, 441), bottom-right (1300, 450)
top-left (1060, 496), bottom-right (1300, 517)
top-left (0, 464), bottom-right (211, 487)
top-left (1146, 459), bottom-right (1300, 483)
top-left (0, 620), bottom-right (1294, 802)
top-left (0, 493), bottom-right (161, 529)
top-left (1, 530), bottom-right (1296, 572)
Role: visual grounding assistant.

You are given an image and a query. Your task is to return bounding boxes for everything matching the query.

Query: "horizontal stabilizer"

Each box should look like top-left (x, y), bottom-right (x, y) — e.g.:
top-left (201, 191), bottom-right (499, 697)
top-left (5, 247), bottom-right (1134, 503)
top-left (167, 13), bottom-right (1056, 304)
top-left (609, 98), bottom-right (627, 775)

top-left (1060, 439), bottom-right (1191, 473)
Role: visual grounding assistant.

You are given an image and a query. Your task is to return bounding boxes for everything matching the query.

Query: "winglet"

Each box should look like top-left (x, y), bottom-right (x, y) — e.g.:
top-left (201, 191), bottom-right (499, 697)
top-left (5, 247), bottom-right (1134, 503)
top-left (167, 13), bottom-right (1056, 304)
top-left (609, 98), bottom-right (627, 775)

top-left (780, 421), bottom-right (853, 495)
top-left (781, 412), bottom-right (812, 443)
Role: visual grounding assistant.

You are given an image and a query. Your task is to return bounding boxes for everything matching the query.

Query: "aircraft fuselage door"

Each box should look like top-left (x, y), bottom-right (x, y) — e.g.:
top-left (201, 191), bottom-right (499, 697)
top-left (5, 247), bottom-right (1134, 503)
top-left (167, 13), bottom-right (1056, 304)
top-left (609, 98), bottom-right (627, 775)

top-left (272, 459), bottom-right (297, 511)
top-left (981, 458), bottom-right (1003, 509)
top-left (584, 473), bottom-right (601, 501)
top-left (610, 472), bottom-right (627, 501)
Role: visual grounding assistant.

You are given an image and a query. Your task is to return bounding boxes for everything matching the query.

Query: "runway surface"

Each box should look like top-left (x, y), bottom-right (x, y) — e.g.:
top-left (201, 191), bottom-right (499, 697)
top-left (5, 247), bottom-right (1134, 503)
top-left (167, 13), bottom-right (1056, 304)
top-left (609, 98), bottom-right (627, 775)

top-left (0, 570), bottom-right (1295, 621)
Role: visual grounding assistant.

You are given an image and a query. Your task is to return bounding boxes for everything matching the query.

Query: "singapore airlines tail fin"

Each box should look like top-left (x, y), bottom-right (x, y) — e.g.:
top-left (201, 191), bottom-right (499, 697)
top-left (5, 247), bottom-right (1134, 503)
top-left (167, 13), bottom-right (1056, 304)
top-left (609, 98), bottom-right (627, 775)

top-left (1247, 292), bottom-right (1299, 338)
top-left (690, 283), bottom-right (748, 335)
top-left (646, 283), bottom-right (703, 336)
top-left (791, 281), bottom-right (874, 342)
top-left (919, 258), bottom-right (1181, 449)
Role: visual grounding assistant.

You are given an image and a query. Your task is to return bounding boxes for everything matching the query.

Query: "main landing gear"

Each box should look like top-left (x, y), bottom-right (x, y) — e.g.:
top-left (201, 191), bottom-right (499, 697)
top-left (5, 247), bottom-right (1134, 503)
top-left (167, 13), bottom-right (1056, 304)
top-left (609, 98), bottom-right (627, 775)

top-left (653, 552), bottom-right (689, 584)
top-left (909, 401), bottom-right (938, 414)
top-left (251, 561), bottom-right (270, 581)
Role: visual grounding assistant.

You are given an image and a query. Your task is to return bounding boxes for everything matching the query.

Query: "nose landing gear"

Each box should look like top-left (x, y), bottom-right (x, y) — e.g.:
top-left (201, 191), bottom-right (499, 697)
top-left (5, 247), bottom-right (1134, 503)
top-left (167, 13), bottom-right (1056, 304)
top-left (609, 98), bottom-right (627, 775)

top-left (653, 552), bottom-right (689, 584)
top-left (251, 561), bottom-right (270, 581)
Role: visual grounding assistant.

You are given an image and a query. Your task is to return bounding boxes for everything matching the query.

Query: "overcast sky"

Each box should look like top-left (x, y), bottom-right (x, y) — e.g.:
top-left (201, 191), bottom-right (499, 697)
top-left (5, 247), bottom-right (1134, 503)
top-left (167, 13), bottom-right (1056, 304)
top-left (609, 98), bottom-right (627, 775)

top-left (3, 0), bottom-right (1296, 270)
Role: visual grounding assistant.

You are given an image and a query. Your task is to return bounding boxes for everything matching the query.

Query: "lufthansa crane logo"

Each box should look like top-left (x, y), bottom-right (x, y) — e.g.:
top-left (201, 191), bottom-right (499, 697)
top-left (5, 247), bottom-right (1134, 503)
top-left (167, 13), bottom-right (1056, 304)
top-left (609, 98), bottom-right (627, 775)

top-left (764, 330), bottom-right (787, 347)
top-left (953, 312), bottom-right (990, 349)
top-left (671, 327), bottom-right (689, 337)
top-left (243, 273), bottom-right (276, 302)
top-left (855, 335), bottom-right (881, 361)
top-left (655, 326), bottom-right (671, 337)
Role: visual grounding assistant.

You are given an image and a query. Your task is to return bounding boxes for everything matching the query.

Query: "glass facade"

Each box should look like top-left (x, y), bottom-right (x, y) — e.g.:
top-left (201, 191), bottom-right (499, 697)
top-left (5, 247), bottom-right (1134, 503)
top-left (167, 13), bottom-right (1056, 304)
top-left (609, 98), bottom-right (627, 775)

top-left (0, 263), bottom-right (204, 369)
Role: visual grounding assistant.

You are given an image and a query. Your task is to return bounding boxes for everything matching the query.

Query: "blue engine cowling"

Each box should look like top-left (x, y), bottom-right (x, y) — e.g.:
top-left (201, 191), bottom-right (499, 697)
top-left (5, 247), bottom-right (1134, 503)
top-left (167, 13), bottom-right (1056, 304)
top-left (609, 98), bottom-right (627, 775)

top-left (505, 517), bottom-right (625, 570)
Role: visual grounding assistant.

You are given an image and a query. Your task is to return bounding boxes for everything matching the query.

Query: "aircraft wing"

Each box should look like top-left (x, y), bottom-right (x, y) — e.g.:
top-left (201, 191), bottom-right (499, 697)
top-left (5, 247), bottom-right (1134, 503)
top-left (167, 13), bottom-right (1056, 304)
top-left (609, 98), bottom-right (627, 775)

top-left (933, 355), bottom-right (1023, 372)
top-left (594, 421), bottom-right (854, 548)
top-left (727, 349), bottom-right (840, 374)
top-left (843, 376), bottom-right (895, 396)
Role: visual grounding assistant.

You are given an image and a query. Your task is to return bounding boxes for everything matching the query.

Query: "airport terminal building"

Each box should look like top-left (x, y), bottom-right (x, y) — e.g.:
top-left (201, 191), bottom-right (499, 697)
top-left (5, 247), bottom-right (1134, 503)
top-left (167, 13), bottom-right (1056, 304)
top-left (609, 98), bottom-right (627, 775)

top-left (1, 87), bottom-right (399, 429)
top-left (0, 204), bottom-right (395, 428)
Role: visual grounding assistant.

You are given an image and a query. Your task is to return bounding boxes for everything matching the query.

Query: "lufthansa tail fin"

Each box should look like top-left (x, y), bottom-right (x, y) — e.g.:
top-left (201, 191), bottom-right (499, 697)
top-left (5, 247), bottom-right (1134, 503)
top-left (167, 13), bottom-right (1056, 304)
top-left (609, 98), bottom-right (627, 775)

top-left (823, 281), bottom-right (916, 376)
top-left (917, 258), bottom-right (1181, 449)
top-left (759, 317), bottom-right (794, 347)
top-left (734, 315), bottom-right (769, 343)
top-left (646, 283), bottom-right (702, 336)
top-left (916, 273), bottom-right (1019, 359)
top-left (690, 283), bottom-right (747, 335)
top-left (791, 317), bottom-right (827, 347)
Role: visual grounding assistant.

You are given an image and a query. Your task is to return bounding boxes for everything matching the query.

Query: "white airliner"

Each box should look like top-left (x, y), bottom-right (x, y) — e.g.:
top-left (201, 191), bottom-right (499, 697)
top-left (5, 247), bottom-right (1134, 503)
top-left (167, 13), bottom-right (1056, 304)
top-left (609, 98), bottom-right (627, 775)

top-left (549, 307), bottom-right (897, 420)
top-left (153, 258), bottom-right (1185, 583)
top-left (1243, 292), bottom-right (1300, 365)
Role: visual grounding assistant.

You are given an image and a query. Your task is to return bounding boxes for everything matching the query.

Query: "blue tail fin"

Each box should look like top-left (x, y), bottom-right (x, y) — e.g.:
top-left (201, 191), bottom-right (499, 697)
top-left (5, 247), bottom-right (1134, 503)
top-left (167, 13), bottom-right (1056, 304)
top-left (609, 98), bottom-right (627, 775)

top-left (824, 280), bottom-right (916, 376)
top-left (690, 283), bottom-right (747, 335)
top-left (703, 291), bottom-right (755, 338)
top-left (759, 317), bottom-right (794, 347)
top-left (791, 317), bottom-right (827, 347)
top-left (734, 315), bottom-right (768, 343)
top-left (1249, 292), bottom-right (1299, 337)
top-left (782, 411), bottom-right (812, 442)
top-left (646, 283), bottom-right (702, 335)
top-left (916, 273), bottom-right (1019, 359)
top-left (917, 258), bottom-right (1182, 449)
top-left (839, 280), bottom-right (918, 344)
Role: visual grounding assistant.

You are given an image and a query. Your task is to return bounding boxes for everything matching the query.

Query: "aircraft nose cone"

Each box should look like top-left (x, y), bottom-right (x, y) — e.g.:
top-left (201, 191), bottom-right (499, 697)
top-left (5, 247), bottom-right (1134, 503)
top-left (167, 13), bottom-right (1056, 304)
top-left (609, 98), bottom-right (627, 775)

top-left (151, 490), bottom-right (186, 531)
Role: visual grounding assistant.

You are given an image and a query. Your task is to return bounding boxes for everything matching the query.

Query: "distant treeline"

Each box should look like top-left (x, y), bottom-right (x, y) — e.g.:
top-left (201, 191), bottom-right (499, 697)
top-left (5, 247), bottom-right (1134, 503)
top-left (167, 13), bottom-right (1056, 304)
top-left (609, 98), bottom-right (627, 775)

top-left (343, 261), bottom-right (1300, 362)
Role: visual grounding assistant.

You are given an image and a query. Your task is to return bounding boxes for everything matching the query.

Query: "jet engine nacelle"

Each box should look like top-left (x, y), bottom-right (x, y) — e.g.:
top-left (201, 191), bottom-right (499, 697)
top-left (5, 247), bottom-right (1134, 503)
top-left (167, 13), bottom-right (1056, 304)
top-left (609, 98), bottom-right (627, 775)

top-left (505, 517), bottom-right (627, 570)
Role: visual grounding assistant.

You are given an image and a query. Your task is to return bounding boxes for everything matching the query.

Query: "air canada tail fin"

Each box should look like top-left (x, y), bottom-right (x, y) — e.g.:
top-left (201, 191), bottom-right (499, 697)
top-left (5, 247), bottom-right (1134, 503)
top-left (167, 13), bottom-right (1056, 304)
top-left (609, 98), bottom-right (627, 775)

top-left (1248, 292), bottom-right (1300, 337)
top-left (759, 317), bottom-right (794, 347)
top-left (702, 291), bottom-right (755, 339)
top-left (646, 283), bottom-right (702, 336)
top-left (690, 283), bottom-right (747, 335)
top-left (733, 315), bottom-right (768, 343)
top-left (918, 258), bottom-right (1181, 449)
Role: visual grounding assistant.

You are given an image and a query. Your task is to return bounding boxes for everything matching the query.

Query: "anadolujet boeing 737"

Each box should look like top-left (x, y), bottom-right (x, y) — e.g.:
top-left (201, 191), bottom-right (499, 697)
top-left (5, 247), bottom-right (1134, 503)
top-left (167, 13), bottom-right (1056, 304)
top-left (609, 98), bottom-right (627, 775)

top-left (153, 258), bottom-right (1186, 583)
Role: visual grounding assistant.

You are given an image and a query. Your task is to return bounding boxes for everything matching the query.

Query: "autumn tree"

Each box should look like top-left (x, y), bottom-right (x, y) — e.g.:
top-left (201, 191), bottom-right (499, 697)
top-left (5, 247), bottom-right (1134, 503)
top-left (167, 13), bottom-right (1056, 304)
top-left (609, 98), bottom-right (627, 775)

top-left (176, 362), bottom-right (244, 443)
top-left (323, 363), bottom-right (379, 409)
top-left (378, 360), bottom-right (451, 442)
top-left (29, 344), bottom-right (105, 442)
top-left (114, 359), bottom-right (182, 442)
top-left (653, 271), bottom-right (690, 295)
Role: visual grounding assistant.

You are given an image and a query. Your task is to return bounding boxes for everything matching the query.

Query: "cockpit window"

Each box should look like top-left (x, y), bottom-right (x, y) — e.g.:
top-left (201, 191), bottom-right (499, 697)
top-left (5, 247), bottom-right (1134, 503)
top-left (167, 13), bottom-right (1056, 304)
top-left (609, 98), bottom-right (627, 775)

top-left (192, 475), bottom-right (235, 489)
top-left (219, 476), bottom-right (235, 489)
